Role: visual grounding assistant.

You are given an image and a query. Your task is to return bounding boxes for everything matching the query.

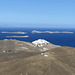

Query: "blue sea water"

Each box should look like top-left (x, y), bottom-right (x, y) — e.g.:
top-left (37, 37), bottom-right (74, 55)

top-left (0, 27), bottom-right (75, 47)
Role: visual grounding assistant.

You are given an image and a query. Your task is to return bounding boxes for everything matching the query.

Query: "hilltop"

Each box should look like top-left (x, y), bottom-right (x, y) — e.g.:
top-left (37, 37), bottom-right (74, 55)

top-left (0, 39), bottom-right (75, 75)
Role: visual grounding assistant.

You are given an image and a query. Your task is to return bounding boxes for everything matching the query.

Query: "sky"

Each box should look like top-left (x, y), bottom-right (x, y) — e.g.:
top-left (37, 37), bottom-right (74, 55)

top-left (0, 0), bottom-right (75, 28)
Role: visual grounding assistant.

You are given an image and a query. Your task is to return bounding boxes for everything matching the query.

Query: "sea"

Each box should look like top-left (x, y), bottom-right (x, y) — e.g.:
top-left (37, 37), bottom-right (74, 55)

top-left (0, 27), bottom-right (75, 47)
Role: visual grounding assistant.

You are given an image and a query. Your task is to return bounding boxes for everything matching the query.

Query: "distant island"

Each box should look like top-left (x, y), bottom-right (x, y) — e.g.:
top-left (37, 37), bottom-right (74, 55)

top-left (32, 30), bottom-right (74, 34)
top-left (2, 31), bottom-right (27, 34)
top-left (6, 35), bottom-right (29, 38)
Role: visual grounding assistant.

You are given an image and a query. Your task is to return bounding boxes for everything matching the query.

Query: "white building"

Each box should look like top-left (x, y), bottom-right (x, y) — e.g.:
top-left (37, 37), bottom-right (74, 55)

top-left (32, 39), bottom-right (49, 47)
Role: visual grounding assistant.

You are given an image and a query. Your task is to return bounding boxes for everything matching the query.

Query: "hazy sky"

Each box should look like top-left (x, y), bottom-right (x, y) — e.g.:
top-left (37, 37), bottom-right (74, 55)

top-left (0, 0), bottom-right (75, 28)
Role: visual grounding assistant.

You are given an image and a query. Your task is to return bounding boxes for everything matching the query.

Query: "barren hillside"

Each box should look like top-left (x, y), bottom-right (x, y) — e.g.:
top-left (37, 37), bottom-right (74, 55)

top-left (0, 40), bottom-right (75, 75)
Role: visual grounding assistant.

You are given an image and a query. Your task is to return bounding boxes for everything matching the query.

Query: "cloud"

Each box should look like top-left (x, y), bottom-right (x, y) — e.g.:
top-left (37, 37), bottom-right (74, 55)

top-left (32, 30), bottom-right (74, 34)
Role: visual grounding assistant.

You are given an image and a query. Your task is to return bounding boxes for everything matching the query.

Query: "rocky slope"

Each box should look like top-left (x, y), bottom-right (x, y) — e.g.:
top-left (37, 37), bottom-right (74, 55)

top-left (0, 39), bottom-right (75, 75)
